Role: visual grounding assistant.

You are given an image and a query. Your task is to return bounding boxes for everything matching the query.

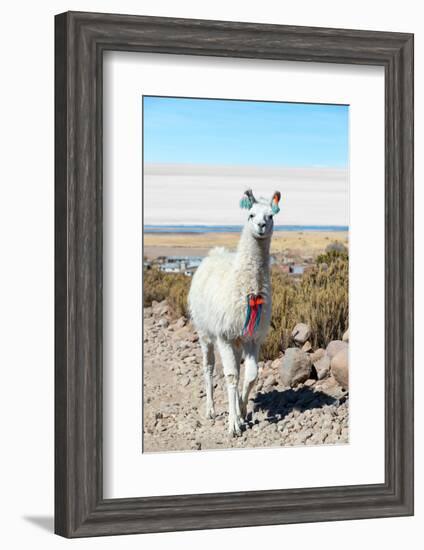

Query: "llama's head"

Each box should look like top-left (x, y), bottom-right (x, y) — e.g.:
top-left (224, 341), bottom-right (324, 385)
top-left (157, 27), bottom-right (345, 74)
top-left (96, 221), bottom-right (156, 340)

top-left (240, 189), bottom-right (281, 239)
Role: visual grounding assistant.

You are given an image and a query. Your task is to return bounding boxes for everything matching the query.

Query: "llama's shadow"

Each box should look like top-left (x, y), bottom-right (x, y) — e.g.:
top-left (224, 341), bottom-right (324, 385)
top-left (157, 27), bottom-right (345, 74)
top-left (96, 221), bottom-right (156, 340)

top-left (249, 387), bottom-right (341, 425)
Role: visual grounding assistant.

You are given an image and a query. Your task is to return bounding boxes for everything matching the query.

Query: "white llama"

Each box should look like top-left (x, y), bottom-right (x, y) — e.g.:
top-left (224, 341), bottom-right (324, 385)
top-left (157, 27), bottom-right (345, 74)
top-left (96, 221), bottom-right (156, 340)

top-left (188, 189), bottom-right (281, 436)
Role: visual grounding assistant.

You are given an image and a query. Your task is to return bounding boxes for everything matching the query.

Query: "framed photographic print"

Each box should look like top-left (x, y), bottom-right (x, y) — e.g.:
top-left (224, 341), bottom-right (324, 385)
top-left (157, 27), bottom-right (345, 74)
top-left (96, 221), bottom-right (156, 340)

top-left (55, 11), bottom-right (414, 537)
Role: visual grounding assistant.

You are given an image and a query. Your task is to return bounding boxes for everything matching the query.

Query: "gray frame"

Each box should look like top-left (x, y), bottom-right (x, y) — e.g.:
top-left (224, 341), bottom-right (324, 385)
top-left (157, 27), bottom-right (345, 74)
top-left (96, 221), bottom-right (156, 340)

top-left (55, 11), bottom-right (414, 538)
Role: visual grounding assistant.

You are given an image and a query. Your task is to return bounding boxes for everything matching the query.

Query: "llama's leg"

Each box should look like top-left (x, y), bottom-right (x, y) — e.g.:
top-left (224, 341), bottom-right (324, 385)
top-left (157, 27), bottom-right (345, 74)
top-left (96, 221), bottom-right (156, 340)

top-left (200, 337), bottom-right (215, 419)
top-left (240, 342), bottom-right (259, 419)
top-left (216, 337), bottom-right (242, 437)
top-left (233, 346), bottom-right (243, 422)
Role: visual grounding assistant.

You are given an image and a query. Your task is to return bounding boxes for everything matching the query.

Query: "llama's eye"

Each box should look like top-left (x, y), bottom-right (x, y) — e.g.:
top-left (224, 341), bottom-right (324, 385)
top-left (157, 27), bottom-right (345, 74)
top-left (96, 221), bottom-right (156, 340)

top-left (249, 214), bottom-right (254, 220)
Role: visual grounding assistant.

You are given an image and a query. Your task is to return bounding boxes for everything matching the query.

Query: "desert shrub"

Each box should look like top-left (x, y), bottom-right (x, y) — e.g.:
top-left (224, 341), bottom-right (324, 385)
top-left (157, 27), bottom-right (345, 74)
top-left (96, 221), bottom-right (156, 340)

top-left (168, 278), bottom-right (191, 318)
top-left (143, 268), bottom-right (171, 305)
top-left (143, 268), bottom-right (190, 318)
top-left (260, 255), bottom-right (349, 360)
top-left (316, 248), bottom-right (348, 265)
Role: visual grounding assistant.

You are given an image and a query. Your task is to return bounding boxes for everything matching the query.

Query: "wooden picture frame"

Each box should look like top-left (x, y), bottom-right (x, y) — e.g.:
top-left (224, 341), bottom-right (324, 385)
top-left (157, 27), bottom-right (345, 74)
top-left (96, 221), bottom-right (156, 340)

top-left (54, 11), bottom-right (414, 538)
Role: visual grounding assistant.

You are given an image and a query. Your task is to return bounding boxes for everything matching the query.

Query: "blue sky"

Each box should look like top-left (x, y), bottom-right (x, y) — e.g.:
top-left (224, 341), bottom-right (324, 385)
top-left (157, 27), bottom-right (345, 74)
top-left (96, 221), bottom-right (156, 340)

top-left (143, 96), bottom-right (349, 168)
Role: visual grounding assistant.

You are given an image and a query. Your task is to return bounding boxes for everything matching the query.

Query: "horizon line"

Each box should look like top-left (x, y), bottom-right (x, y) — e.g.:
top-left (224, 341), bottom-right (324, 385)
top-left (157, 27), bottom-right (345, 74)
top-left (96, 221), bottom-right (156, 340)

top-left (144, 162), bottom-right (348, 171)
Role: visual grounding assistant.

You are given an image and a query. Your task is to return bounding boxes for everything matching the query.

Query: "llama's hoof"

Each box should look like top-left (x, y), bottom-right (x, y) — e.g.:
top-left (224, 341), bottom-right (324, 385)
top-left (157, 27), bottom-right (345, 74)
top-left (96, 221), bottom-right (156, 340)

top-left (228, 415), bottom-right (243, 437)
top-left (205, 407), bottom-right (215, 420)
top-left (228, 426), bottom-right (242, 437)
top-left (236, 412), bottom-right (245, 427)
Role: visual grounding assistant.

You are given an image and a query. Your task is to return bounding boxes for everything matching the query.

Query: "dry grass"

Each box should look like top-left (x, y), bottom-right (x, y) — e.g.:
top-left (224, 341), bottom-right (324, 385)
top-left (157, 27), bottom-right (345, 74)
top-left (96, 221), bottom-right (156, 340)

top-left (261, 251), bottom-right (348, 360)
top-left (144, 268), bottom-right (190, 318)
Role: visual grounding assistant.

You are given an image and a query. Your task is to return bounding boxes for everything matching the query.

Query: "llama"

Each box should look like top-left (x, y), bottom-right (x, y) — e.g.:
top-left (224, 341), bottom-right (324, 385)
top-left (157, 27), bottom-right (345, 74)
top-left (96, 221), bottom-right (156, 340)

top-left (188, 189), bottom-right (281, 436)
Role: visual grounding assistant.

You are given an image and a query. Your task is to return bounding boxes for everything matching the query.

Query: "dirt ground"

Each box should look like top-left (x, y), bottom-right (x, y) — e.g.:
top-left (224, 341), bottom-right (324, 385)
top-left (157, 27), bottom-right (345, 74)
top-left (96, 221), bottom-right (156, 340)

top-left (143, 300), bottom-right (349, 453)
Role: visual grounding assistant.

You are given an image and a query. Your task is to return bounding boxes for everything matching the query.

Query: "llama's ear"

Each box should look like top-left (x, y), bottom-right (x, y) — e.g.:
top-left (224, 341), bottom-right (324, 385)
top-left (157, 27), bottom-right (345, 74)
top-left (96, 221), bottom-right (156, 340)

top-left (271, 191), bottom-right (281, 214)
top-left (240, 189), bottom-right (256, 210)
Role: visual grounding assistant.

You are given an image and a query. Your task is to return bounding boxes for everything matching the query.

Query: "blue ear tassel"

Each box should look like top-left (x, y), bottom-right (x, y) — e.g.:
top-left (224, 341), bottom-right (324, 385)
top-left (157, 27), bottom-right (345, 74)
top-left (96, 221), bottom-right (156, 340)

top-left (271, 203), bottom-right (280, 214)
top-left (240, 196), bottom-right (253, 209)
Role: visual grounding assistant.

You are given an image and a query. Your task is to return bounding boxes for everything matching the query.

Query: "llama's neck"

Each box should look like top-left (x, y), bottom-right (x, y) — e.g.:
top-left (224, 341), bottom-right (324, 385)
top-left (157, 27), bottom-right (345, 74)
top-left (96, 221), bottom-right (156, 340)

top-left (233, 225), bottom-right (271, 297)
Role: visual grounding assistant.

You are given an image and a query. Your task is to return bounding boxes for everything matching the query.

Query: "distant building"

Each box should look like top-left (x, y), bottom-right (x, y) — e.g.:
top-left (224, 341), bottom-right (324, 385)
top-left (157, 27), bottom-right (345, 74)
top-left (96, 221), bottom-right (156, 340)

top-left (184, 266), bottom-right (198, 277)
top-left (159, 263), bottom-right (181, 273)
top-left (158, 256), bottom-right (204, 275)
top-left (290, 265), bottom-right (305, 276)
top-left (275, 263), bottom-right (308, 276)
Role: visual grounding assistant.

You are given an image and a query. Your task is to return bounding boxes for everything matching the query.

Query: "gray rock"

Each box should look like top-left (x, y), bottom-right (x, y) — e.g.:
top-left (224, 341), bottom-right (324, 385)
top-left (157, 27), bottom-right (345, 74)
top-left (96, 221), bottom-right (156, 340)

top-left (180, 377), bottom-right (191, 387)
top-left (310, 348), bottom-right (326, 363)
top-left (178, 341), bottom-right (190, 349)
top-left (326, 340), bottom-right (348, 360)
top-left (333, 423), bottom-right (342, 435)
top-left (313, 354), bottom-right (331, 380)
top-left (331, 347), bottom-right (349, 389)
top-left (291, 323), bottom-right (312, 346)
top-left (278, 419), bottom-right (291, 432)
top-left (279, 348), bottom-right (312, 387)
top-left (271, 358), bottom-right (281, 370)
top-left (157, 300), bottom-right (169, 316)
top-left (263, 374), bottom-right (277, 388)
top-left (293, 429), bottom-right (313, 445)
top-left (301, 340), bottom-right (312, 352)
top-left (325, 433), bottom-right (340, 444)
top-left (158, 318), bottom-right (169, 328)
top-left (144, 317), bottom-right (155, 328)
top-left (322, 419), bottom-right (333, 431)
top-left (321, 429), bottom-right (332, 441)
top-left (175, 317), bottom-right (187, 328)
top-left (308, 432), bottom-right (326, 445)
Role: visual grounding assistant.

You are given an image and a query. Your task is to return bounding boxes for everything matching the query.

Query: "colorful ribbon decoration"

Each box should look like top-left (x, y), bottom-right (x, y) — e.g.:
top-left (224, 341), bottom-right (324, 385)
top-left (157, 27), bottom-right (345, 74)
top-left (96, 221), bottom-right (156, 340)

top-left (243, 294), bottom-right (265, 337)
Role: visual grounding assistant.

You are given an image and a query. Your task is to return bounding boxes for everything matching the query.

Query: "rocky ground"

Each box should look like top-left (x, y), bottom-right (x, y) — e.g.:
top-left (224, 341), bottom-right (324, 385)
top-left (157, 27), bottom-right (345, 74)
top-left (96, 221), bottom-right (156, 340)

top-left (143, 300), bottom-right (349, 453)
